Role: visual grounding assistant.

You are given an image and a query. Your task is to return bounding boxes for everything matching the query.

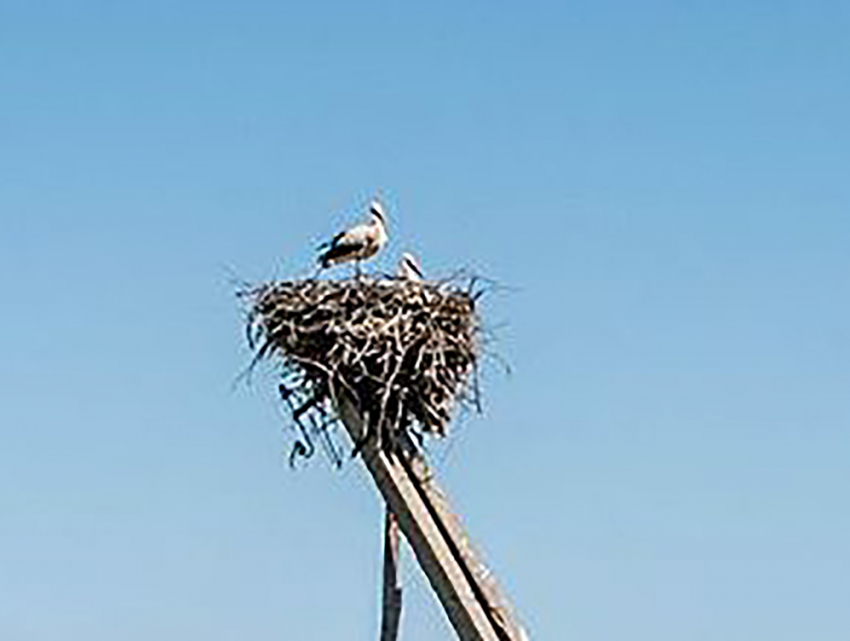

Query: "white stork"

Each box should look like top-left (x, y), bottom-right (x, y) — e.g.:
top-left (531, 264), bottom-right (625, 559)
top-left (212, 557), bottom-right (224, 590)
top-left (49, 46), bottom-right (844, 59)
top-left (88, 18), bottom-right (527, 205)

top-left (318, 199), bottom-right (388, 271)
top-left (397, 252), bottom-right (423, 281)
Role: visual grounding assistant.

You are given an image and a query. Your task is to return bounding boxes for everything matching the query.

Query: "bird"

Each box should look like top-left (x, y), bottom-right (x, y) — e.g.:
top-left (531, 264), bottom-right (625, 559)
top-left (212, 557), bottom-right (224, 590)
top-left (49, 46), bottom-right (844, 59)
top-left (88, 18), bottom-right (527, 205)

top-left (397, 252), bottom-right (423, 281)
top-left (317, 199), bottom-right (388, 272)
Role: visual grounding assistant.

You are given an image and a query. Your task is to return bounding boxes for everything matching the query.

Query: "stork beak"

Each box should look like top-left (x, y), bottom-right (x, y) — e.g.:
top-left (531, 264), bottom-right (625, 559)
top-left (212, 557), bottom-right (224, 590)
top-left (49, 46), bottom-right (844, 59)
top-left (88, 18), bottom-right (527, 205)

top-left (404, 254), bottom-right (423, 278)
top-left (370, 199), bottom-right (387, 225)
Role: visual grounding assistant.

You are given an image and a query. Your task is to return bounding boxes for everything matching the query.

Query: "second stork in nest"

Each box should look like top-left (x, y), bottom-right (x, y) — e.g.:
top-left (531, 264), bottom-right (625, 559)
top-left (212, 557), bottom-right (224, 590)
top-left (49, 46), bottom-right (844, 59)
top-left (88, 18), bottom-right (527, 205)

top-left (397, 252), bottom-right (423, 281)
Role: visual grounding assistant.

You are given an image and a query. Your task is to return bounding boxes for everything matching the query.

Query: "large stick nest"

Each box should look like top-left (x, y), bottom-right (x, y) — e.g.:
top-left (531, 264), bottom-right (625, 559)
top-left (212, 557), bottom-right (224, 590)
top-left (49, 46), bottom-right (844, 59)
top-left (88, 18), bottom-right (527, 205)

top-left (245, 276), bottom-right (482, 462)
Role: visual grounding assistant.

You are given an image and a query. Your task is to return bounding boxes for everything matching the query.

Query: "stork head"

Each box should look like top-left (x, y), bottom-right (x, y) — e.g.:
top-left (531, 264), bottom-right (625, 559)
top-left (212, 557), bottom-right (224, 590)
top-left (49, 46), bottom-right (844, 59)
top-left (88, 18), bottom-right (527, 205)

top-left (369, 199), bottom-right (387, 228)
top-left (398, 252), bottom-right (423, 280)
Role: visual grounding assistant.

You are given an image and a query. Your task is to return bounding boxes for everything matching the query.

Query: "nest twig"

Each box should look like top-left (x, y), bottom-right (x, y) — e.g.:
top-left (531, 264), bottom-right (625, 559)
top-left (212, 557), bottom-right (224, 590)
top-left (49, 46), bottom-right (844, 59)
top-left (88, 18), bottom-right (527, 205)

top-left (244, 275), bottom-right (482, 463)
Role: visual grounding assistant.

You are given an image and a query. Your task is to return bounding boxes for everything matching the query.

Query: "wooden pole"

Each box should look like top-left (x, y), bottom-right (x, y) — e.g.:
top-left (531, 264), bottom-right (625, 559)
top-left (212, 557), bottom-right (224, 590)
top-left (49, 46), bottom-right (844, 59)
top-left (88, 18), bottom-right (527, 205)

top-left (336, 393), bottom-right (528, 641)
top-left (380, 508), bottom-right (403, 641)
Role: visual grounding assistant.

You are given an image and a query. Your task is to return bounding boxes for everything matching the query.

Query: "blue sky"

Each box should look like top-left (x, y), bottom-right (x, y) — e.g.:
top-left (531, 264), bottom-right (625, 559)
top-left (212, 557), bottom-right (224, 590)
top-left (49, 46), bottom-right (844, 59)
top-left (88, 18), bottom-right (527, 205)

top-left (1, 1), bottom-right (848, 639)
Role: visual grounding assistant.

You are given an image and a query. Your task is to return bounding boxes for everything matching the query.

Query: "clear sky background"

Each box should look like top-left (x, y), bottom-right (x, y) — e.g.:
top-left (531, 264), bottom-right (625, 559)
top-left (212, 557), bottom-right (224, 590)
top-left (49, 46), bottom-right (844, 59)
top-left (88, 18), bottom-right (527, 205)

top-left (1, 1), bottom-right (848, 639)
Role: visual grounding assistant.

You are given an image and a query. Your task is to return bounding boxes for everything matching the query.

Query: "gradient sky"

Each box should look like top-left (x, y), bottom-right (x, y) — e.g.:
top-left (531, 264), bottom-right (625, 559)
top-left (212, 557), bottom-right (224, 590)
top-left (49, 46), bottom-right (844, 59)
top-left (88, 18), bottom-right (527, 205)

top-left (1, 1), bottom-right (848, 639)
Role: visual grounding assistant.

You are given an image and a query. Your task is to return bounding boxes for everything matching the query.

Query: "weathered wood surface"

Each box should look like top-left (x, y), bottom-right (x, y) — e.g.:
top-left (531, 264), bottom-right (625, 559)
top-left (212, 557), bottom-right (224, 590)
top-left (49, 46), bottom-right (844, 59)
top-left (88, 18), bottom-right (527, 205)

top-left (336, 394), bottom-right (528, 641)
top-left (399, 450), bottom-right (527, 641)
top-left (380, 508), bottom-right (403, 641)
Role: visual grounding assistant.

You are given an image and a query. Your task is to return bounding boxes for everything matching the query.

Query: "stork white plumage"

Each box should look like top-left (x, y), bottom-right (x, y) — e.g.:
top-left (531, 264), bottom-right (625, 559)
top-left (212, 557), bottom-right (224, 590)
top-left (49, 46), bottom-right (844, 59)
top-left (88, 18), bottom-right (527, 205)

top-left (397, 252), bottom-right (423, 281)
top-left (318, 199), bottom-right (388, 271)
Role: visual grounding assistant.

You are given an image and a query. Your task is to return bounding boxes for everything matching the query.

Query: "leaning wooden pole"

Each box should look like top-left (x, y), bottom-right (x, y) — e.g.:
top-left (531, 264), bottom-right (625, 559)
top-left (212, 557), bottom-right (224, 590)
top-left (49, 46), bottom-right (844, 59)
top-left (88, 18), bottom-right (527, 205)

top-left (337, 394), bottom-right (528, 641)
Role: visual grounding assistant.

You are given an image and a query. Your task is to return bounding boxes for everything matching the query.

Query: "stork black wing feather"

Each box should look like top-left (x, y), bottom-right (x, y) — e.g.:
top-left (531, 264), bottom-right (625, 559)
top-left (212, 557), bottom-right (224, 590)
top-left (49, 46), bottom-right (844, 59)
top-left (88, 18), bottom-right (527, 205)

top-left (319, 242), bottom-right (359, 267)
top-left (317, 231), bottom-right (346, 251)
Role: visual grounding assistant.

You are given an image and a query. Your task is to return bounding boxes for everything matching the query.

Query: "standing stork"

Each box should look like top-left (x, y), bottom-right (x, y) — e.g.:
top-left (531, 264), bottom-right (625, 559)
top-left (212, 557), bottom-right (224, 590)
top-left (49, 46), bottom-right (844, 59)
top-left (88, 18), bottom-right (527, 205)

top-left (318, 199), bottom-right (388, 273)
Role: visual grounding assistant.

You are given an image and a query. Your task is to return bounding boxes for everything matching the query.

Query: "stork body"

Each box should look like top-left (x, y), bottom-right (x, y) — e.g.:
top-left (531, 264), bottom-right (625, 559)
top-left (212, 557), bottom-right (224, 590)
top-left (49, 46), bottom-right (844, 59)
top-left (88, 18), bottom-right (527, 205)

top-left (318, 200), bottom-right (388, 270)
